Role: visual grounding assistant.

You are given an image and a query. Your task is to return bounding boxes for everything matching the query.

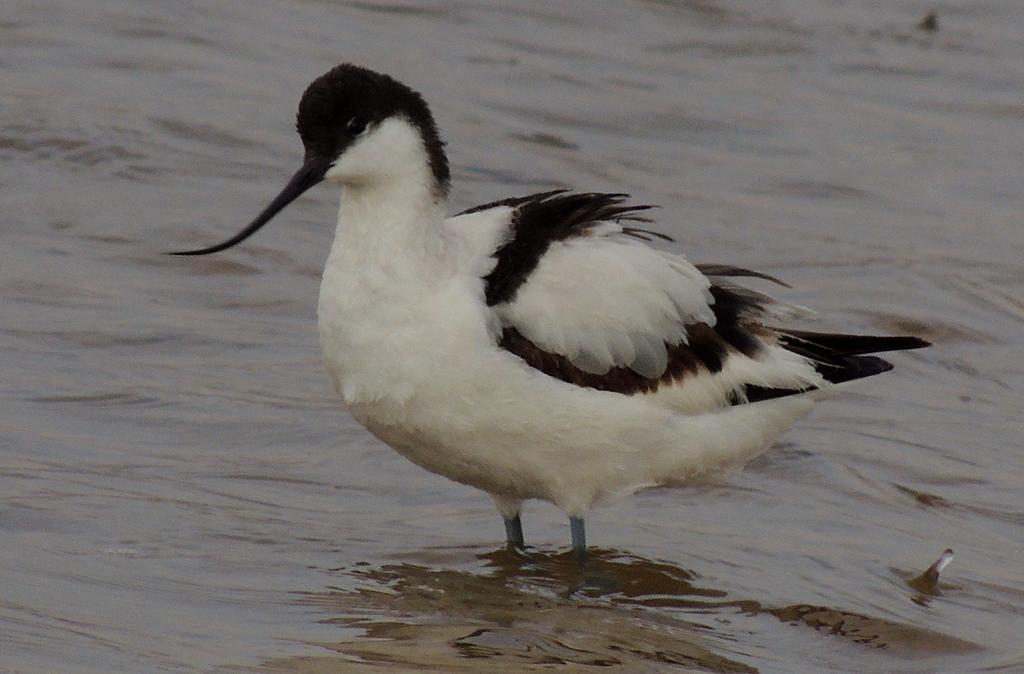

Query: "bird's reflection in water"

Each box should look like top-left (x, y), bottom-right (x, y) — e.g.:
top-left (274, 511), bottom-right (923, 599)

top-left (279, 547), bottom-right (976, 673)
top-left (479, 546), bottom-right (740, 607)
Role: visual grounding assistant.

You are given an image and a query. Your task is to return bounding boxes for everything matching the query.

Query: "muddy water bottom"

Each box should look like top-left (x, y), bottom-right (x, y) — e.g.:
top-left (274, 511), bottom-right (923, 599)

top-left (264, 547), bottom-right (979, 673)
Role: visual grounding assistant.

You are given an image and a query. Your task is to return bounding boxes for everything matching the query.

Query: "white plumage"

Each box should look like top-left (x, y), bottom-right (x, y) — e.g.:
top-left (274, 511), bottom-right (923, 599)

top-left (174, 65), bottom-right (927, 558)
top-left (316, 117), bottom-right (818, 517)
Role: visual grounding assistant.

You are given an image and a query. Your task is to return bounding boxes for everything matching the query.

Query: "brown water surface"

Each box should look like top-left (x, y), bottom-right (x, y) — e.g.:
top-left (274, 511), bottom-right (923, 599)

top-left (2, 1), bottom-right (1022, 672)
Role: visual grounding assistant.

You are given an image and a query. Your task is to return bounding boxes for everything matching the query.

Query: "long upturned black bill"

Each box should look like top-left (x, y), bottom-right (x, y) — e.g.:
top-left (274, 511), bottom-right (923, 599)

top-left (169, 157), bottom-right (330, 255)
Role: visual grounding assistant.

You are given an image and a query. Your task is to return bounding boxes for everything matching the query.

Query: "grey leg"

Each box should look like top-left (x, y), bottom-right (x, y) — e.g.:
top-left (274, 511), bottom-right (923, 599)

top-left (570, 516), bottom-right (587, 564)
top-left (503, 514), bottom-right (524, 548)
top-left (492, 495), bottom-right (525, 549)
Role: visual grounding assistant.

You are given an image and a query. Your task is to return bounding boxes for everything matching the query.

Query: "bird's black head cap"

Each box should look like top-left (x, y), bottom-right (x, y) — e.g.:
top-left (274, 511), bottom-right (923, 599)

top-left (169, 64), bottom-right (450, 256)
top-left (296, 64), bottom-right (450, 196)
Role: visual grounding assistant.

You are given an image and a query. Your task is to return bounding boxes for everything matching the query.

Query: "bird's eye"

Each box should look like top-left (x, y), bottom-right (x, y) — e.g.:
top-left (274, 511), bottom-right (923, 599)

top-left (345, 116), bottom-right (368, 135)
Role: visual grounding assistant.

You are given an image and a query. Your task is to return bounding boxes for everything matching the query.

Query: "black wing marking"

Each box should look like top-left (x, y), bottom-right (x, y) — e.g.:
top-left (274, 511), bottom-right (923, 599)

top-left (699, 270), bottom-right (930, 403)
top-left (777, 330), bottom-right (930, 357)
top-left (457, 189), bottom-right (569, 216)
top-left (472, 191), bottom-right (657, 306)
top-left (734, 330), bottom-right (931, 404)
top-left (696, 263), bottom-right (791, 288)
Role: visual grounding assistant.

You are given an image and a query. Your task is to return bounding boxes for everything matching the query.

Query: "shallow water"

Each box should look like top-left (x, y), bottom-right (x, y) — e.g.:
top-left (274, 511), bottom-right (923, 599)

top-left (2, 1), bottom-right (1022, 672)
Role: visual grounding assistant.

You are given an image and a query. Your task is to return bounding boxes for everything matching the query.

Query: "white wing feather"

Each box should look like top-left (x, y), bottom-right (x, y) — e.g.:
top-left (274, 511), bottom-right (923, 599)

top-left (495, 225), bottom-right (715, 377)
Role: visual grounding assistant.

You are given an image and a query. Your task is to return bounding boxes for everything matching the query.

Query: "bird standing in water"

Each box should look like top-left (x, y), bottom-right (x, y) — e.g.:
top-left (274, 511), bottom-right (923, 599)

top-left (173, 64), bottom-right (928, 562)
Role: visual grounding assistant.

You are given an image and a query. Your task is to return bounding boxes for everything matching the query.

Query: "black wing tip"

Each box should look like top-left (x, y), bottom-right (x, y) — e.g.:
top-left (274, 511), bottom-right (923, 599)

top-left (780, 330), bottom-right (932, 356)
top-left (735, 353), bottom-right (896, 404)
top-left (773, 330), bottom-right (931, 389)
top-left (899, 336), bottom-right (932, 350)
top-left (698, 263), bottom-right (792, 288)
top-left (817, 354), bottom-right (894, 384)
top-left (854, 354), bottom-right (894, 374)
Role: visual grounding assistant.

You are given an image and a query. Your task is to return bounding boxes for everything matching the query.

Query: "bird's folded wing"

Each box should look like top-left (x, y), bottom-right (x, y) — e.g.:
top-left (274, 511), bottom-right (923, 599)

top-left (463, 191), bottom-right (825, 410)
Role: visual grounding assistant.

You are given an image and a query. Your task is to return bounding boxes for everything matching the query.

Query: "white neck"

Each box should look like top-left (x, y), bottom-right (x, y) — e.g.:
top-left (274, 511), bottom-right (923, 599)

top-left (315, 120), bottom-right (453, 406)
top-left (323, 117), bottom-right (451, 282)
